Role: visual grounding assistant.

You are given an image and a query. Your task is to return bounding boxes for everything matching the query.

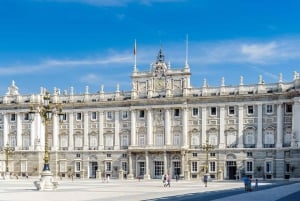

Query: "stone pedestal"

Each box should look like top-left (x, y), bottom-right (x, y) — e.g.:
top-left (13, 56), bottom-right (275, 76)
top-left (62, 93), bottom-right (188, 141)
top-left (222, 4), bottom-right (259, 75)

top-left (34, 171), bottom-right (58, 191)
top-left (118, 170), bottom-right (124, 180)
top-left (144, 174), bottom-right (151, 180)
top-left (3, 172), bottom-right (11, 180)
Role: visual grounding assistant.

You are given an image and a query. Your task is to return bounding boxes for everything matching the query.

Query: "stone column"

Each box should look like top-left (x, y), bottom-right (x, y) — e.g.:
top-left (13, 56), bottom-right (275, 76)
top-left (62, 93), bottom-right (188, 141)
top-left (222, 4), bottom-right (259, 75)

top-left (182, 107), bottom-right (188, 147)
top-left (180, 150), bottom-right (185, 179)
top-left (127, 152), bottom-right (134, 179)
top-left (68, 112), bottom-right (74, 151)
top-left (165, 109), bottom-right (171, 145)
top-left (164, 151), bottom-right (168, 174)
top-left (99, 111), bottom-right (104, 150)
top-left (83, 111), bottom-right (89, 150)
top-left (144, 151), bottom-right (151, 179)
top-left (114, 110), bottom-right (120, 150)
top-left (17, 113), bottom-right (22, 148)
top-left (292, 97), bottom-right (300, 147)
top-left (257, 104), bottom-right (263, 148)
top-left (219, 106), bottom-right (225, 148)
top-left (201, 107), bottom-right (207, 144)
top-left (276, 103), bottom-right (283, 148)
top-left (52, 114), bottom-right (59, 151)
top-left (147, 109), bottom-right (153, 145)
top-left (238, 105), bottom-right (244, 148)
top-left (3, 113), bottom-right (9, 145)
top-left (131, 110), bottom-right (136, 146)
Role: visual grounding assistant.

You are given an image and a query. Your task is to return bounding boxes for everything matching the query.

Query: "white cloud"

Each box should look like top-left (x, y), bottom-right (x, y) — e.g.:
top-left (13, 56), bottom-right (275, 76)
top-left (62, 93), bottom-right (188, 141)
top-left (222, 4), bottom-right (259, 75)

top-left (241, 42), bottom-right (277, 61)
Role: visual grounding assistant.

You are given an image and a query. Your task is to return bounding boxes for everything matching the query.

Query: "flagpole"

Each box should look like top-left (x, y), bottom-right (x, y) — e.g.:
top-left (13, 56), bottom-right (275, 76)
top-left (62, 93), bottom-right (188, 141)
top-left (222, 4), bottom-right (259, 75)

top-left (133, 39), bottom-right (137, 72)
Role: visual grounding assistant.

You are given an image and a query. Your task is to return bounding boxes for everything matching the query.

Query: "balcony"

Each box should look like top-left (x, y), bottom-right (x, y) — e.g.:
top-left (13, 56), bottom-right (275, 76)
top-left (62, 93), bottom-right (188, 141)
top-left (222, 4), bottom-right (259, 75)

top-left (244, 144), bottom-right (256, 148)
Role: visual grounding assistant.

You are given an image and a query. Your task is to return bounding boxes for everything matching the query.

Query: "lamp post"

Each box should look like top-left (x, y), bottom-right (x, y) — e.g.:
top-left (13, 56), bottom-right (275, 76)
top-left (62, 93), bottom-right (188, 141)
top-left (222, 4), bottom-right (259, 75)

top-left (29, 91), bottom-right (65, 190)
top-left (201, 139), bottom-right (214, 174)
top-left (1, 142), bottom-right (14, 180)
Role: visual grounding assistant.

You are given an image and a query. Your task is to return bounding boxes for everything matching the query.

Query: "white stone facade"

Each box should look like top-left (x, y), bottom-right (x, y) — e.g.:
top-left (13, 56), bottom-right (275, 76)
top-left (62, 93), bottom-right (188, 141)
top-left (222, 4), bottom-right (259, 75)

top-left (0, 49), bottom-right (300, 180)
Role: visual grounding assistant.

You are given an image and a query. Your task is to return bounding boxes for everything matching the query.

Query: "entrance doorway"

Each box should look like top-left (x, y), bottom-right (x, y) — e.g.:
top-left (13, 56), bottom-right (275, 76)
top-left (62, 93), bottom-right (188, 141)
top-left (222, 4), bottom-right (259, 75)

top-left (173, 161), bottom-right (181, 179)
top-left (89, 162), bottom-right (98, 178)
top-left (226, 161), bottom-right (237, 180)
top-left (137, 161), bottom-right (145, 178)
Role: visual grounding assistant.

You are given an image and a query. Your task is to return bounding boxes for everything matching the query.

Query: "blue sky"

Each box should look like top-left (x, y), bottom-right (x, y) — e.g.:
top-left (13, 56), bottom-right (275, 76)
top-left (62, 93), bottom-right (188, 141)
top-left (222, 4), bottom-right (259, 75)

top-left (1, 0), bottom-right (300, 95)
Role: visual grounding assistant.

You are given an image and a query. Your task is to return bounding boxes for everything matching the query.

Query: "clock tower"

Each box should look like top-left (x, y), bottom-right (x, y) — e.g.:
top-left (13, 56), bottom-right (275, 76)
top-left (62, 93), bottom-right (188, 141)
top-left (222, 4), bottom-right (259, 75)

top-left (131, 47), bottom-right (191, 99)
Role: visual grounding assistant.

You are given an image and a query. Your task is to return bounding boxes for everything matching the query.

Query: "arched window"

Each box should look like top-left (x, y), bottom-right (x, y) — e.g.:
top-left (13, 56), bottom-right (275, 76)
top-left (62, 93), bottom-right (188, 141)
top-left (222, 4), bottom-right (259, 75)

top-left (173, 133), bottom-right (181, 145)
top-left (226, 131), bottom-right (237, 147)
top-left (89, 134), bottom-right (98, 147)
top-left (245, 129), bottom-right (255, 145)
top-left (191, 134), bottom-right (199, 146)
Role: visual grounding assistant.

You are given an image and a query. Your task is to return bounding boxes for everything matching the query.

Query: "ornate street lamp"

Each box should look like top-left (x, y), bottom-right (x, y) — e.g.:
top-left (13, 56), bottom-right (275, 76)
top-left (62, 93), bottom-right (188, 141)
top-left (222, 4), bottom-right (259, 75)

top-left (1, 142), bottom-right (15, 180)
top-left (201, 138), bottom-right (214, 174)
top-left (30, 91), bottom-right (65, 190)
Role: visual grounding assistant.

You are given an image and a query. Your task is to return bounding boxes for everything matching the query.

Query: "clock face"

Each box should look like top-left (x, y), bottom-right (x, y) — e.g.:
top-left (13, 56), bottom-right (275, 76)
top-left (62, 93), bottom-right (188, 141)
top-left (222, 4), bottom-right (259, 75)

top-left (155, 79), bottom-right (165, 90)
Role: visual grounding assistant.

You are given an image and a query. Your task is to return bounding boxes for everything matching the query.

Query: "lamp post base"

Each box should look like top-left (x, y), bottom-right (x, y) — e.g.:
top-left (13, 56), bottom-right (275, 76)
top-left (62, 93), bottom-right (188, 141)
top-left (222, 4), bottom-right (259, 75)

top-left (34, 170), bottom-right (58, 191)
top-left (3, 172), bottom-right (11, 180)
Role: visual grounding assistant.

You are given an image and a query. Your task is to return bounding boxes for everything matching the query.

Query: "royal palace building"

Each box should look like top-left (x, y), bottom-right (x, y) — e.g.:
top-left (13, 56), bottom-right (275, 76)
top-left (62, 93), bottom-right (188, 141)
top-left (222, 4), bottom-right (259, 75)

top-left (1, 49), bottom-right (300, 181)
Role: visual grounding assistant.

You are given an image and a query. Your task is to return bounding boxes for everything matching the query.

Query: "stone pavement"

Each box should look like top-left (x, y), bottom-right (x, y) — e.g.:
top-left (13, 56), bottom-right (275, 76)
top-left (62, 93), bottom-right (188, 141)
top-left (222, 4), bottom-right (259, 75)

top-left (0, 178), bottom-right (299, 201)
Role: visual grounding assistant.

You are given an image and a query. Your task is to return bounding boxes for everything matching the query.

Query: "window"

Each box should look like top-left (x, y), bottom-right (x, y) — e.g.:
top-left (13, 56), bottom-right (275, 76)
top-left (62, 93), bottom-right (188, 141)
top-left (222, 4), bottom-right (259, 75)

top-left (174, 109), bottom-right (180, 117)
top-left (104, 135), bottom-right (113, 147)
top-left (89, 135), bottom-right (98, 147)
top-left (191, 134), bottom-right (199, 146)
top-left (105, 162), bottom-right (112, 171)
top-left (209, 161), bottom-right (216, 172)
top-left (121, 135), bottom-right (128, 147)
top-left (286, 104), bottom-right (292, 113)
top-left (24, 113), bottom-right (29, 121)
top-left (122, 111), bottom-right (128, 119)
top-left (246, 161), bottom-right (253, 172)
top-left (76, 113), bottom-right (82, 121)
top-left (210, 152), bottom-right (216, 157)
top-left (192, 152), bottom-right (198, 157)
top-left (247, 105), bottom-right (254, 114)
top-left (265, 161), bottom-right (272, 173)
top-left (106, 153), bottom-right (111, 158)
top-left (226, 131), bottom-right (237, 147)
top-left (91, 112), bottom-right (97, 120)
top-left (192, 108), bottom-right (198, 116)
top-left (139, 110), bottom-right (145, 118)
top-left (266, 105), bottom-right (273, 114)
top-left (10, 113), bottom-right (16, 121)
top-left (191, 161), bottom-right (198, 172)
top-left (210, 107), bottom-right (217, 116)
top-left (138, 134), bottom-right (145, 145)
top-left (75, 161), bottom-right (81, 172)
top-left (106, 111), bottom-right (113, 120)
top-left (62, 113), bottom-right (67, 121)
top-left (208, 134), bottom-right (218, 146)
top-left (228, 106), bottom-right (235, 115)
top-left (173, 133), bottom-right (180, 145)
top-left (247, 152), bottom-right (253, 157)
top-left (245, 130), bottom-right (255, 145)
top-left (155, 134), bottom-right (164, 146)
top-left (122, 153), bottom-right (127, 158)
top-left (122, 162), bottom-right (127, 171)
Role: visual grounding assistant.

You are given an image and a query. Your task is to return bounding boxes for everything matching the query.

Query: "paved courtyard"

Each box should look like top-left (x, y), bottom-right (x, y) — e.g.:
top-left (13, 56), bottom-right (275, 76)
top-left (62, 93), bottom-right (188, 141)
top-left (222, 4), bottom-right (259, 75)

top-left (0, 178), bottom-right (299, 201)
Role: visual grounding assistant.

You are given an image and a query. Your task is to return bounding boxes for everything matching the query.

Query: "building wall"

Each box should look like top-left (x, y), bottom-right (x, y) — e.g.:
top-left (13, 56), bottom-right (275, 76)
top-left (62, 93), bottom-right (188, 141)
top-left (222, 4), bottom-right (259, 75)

top-left (1, 51), bottom-right (300, 180)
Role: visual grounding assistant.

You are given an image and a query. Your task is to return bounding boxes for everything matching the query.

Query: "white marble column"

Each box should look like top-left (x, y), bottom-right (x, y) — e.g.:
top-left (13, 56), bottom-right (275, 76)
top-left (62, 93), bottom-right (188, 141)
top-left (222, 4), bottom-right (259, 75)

top-left (238, 105), bottom-right (244, 148)
top-left (164, 151), bottom-right (168, 174)
top-left (52, 114), bottom-right (59, 151)
top-left (147, 109), bottom-right (153, 145)
top-left (127, 152), bottom-right (134, 179)
top-left (201, 107), bottom-right (207, 144)
top-left (3, 113), bottom-right (9, 145)
top-left (83, 111), bottom-right (89, 150)
top-left (292, 97), bottom-right (300, 147)
top-left (180, 150), bottom-right (185, 178)
top-left (131, 110), bottom-right (136, 146)
top-left (114, 110), bottom-right (120, 150)
top-left (17, 113), bottom-right (22, 149)
top-left (219, 106), bottom-right (225, 148)
top-left (182, 107), bottom-right (188, 147)
top-left (276, 103), bottom-right (283, 148)
top-left (30, 113), bottom-right (36, 150)
top-left (99, 111), bottom-right (104, 150)
top-left (257, 104), bottom-right (263, 148)
top-left (165, 109), bottom-right (171, 145)
top-left (144, 151), bottom-right (151, 179)
top-left (68, 112), bottom-right (74, 151)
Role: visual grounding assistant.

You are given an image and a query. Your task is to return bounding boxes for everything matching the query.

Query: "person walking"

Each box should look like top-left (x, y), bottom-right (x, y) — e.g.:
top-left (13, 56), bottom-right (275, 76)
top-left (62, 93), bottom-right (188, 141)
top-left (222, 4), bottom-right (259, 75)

top-left (243, 176), bottom-right (248, 192)
top-left (162, 174), bottom-right (166, 187)
top-left (255, 179), bottom-right (258, 191)
top-left (165, 174), bottom-right (171, 187)
top-left (203, 174), bottom-right (208, 187)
